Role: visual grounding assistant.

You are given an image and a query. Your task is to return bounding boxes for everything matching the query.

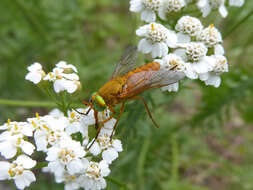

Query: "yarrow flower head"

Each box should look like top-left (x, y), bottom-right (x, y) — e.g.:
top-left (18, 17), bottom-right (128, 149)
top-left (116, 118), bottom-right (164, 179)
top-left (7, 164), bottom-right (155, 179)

top-left (0, 155), bottom-right (36, 189)
top-left (158, 0), bottom-right (186, 20)
top-left (199, 55), bottom-right (228, 87)
top-left (197, 0), bottom-right (245, 18)
top-left (0, 119), bottom-right (34, 137)
top-left (136, 23), bottom-right (177, 58)
top-left (46, 139), bottom-right (86, 176)
top-left (130, 0), bottom-right (163, 22)
top-left (175, 16), bottom-right (203, 38)
top-left (25, 62), bottom-right (45, 84)
top-left (0, 120), bottom-right (35, 159)
top-left (43, 61), bottom-right (81, 94)
top-left (89, 133), bottom-right (123, 164)
top-left (155, 53), bottom-right (197, 92)
top-left (175, 42), bottom-right (215, 74)
top-left (78, 160), bottom-right (110, 190)
top-left (197, 24), bottom-right (222, 47)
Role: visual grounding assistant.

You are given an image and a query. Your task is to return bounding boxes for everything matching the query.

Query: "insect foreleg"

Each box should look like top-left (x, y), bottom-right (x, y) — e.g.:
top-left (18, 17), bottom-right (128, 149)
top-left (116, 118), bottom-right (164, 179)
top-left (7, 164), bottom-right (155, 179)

top-left (73, 107), bottom-right (92, 116)
top-left (94, 110), bottom-right (99, 130)
top-left (110, 102), bottom-right (125, 141)
top-left (134, 96), bottom-right (160, 128)
top-left (87, 124), bottom-right (103, 150)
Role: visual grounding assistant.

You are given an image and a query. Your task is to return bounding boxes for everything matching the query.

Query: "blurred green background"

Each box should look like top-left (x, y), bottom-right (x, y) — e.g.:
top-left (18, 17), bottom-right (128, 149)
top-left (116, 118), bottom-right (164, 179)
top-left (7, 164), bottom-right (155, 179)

top-left (0, 0), bottom-right (253, 189)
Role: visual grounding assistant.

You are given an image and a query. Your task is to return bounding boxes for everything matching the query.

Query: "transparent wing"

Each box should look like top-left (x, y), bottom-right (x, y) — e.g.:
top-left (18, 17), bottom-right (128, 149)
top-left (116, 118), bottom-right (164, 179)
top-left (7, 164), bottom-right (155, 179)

top-left (118, 70), bottom-right (185, 98)
top-left (111, 46), bottom-right (138, 79)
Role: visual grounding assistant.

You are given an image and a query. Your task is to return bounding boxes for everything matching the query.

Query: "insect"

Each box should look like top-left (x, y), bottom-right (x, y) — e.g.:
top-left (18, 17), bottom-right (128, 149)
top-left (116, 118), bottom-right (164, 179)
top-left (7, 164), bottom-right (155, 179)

top-left (80, 46), bottom-right (184, 148)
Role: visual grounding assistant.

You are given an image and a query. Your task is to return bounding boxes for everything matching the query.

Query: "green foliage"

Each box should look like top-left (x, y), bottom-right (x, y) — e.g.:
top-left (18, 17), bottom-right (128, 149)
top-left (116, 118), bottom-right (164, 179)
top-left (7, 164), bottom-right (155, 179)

top-left (1, 0), bottom-right (253, 190)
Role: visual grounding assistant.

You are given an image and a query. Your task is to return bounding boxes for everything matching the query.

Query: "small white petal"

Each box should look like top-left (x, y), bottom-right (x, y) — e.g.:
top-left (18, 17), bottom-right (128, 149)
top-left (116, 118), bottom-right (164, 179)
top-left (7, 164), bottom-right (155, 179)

top-left (151, 43), bottom-right (162, 58)
top-left (54, 79), bottom-right (65, 93)
top-left (0, 161), bottom-right (10, 180)
top-left (229, 0), bottom-right (244, 7)
top-left (21, 141), bottom-right (35, 156)
top-left (138, 39), bottom-right (152, 54)
top-left (219, 4), bottom-right (228, 18)
top-left (112, 139), bottom-right (123, 152)
top-left (199, 72), bottom-right (210, 81)
top-left (184, 63), bottom-right (198, 79)
top-left (47, 161), bottom-right (65, 177)
top-left (173, 48), bottom-right (188, 61)
top-left (0, 141), bottom-right (17, 159)
top-left (99, 160), bottom-right (110, 177)
top-left (166, 31), bottom-right (177, 48)
top-left (14, 171), bottom-right (36, 190)
top-left (102, 148), bottom-right (119, 164)
top-left (201, 4), bottom-right (211, 17)
top-left (25, 73), bottom-right (42, 84)
top-left (89, 141), bottom-right (101, 156)
top-left (176, 33), bottom-right (191, 44)
top-left (34, 131), bottom-right (48, 152)
top-left (64, 80), bottom-right (78, 94)
top-left (16, 155), bottom-right (36, 169)
top-left (141, 10), bottom-right (156, 23)
top-left (21, 126), bottom-right (33, 137)
top-left (161, 82), bottom-right (179, 92)
top-left (67, 159), bottom-right (84, 175)
top-left (27, 62), bottom-right (42, 72)
top-left (130, 0), bottom-right (143, 12)
top-left (46, 147), bottom-right (60, 161)
top-left (214, 44), bottom-right (225, 55)
top-left (0, 131), bottom-right (11, 141)
top-left (136, 25), bottom-right (147, 37)
top-left (205, 74), bottom-right (221, 87)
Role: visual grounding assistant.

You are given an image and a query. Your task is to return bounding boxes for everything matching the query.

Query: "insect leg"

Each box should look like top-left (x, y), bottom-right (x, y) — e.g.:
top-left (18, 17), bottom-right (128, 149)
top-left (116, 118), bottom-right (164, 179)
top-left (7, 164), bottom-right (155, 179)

top-left (73, 107), bottom-right (92, 116)
top-left (134, 96), bottom-right (160, 128)
top-left (86, 109), bottom-right (100, 150)
top-left (87, 124), bottom-right (103, 150)
top-left (110, 102), bottom-right (125, 141)
top-left (87, 108), bottom-right (115, 150)
top-left (82, 100), bottom-right (90, 106)
top-left (94, 110), bottom-right (99, 130)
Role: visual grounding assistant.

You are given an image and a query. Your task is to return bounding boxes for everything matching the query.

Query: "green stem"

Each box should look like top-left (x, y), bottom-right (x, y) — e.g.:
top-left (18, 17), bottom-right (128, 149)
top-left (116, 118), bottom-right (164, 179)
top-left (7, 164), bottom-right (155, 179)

top-left (137, 136), bottom-right (150, 189)
top-left (0, 99), bottom-right (83, 108)
top-left (171, 135), bottom-right (179, 182)
top-left (224, 10), bottom-right (253, 39)
top-left (106, 177), bottom-right (130, 190)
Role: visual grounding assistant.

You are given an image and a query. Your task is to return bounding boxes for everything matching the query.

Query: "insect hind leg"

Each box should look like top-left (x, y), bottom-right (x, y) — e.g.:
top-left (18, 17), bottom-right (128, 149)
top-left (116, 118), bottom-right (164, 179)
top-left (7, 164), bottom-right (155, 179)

top-left (134, 96), bottom-right (160, 128)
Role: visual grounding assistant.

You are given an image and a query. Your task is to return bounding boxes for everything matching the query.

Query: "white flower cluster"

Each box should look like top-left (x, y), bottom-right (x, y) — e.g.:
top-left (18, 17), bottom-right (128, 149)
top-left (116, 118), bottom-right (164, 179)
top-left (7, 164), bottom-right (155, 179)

top-left (135, 15), bottom-right (228, 90)
top-left (0, 120), bottom-right (36, 189)
top-left (0, 108), bottom-right (122, 190)
top-left (130, 0), bottom-right (245, 21)
top-left (197, 0), bottom-right (245, 18)
top-left (25, 61), bottom-right (81, 94)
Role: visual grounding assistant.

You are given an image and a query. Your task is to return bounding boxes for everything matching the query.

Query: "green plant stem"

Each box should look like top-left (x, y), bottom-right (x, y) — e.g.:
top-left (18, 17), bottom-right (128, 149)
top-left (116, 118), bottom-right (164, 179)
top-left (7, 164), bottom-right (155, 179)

top-left (171, 135), bottom-right (179, 182)
top-left (137, 135), bottom-right (150, 189)
top-left (106, 177), bottom-right (130, 190)
top-left (224, 10), bottom-right (253, 39)
top-left (0, 99), bottom-right (83, 108)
